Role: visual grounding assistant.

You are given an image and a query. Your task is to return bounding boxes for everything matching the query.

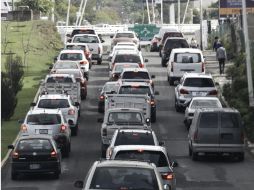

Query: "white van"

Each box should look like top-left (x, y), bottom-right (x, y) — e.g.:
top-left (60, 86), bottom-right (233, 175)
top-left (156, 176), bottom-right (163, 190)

top-left (167, 48), bottom-right (205, 85)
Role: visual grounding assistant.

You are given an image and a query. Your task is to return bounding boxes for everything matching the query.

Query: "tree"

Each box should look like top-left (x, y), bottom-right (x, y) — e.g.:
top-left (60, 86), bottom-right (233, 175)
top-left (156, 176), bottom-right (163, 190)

top-left (17, 0), bottom-right (53, 13)
top-left (1, 72), bottom-right (18, 120)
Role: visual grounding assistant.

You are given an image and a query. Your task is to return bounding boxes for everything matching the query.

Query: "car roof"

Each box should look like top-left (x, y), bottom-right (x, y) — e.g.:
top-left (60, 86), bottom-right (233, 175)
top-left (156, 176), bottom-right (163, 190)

top-left (122, 68), bottom-right (149, 73)
top-left (171, 48), bottom-right (202, 53)
top-left (27, 108), bottom-right (62, 115)
top-left (72, 34), bottom-right (98, 37)
top-left (96, 160), bottom-right (155, 169)
top-left (60, 49), bottom-right (84, 54)
top-left (183, 73), bottom-right (213, 79)
top-left (120, 81), bottom-right (151, 87)
top-left (54, 69), bottom-right (81, 74)
top-left (116, 42), bottom-right (136, 45)
top-left (108, 108), bottom-right (145, 112)
top-left (117, 129), bottom-right (153, 134)
top-left (196, 107), bottom-right (239, 113)
top-left (116, 31), bottom-right (135, 34)
top-left (38, 94), bottom-right (69, 100)
top-left (55, 60), bottom-right (79, 65)
top-left (46, 73), bottom-right (74, 78)
top-left (116, 50), bottom-right (140, 55)
top-left (113, 145), bottom-right (166, 152)
top-left (17, 135), bottom-right (54, 141)
top-left (191, 97), bottom-right (220, 101)
top-left (65, 42), bottom-right (88, 47)
top-left (114, 63), bottom-right (139, 66)
top-left (165, 37), bottom-right (187, 41)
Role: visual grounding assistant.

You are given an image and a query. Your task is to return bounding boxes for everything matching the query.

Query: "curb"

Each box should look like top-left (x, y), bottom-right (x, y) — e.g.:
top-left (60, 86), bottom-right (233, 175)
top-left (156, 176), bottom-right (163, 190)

top-left (1, 88), bottom-right (41, 168)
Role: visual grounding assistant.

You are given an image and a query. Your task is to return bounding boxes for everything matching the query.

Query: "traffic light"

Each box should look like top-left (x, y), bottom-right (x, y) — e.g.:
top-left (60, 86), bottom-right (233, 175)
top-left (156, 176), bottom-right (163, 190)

top-left (207, 20), bottom-right (211, 34)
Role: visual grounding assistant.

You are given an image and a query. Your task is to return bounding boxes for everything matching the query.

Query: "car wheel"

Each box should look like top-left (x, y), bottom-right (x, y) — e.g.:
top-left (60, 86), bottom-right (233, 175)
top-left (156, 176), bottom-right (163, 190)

top-left (52, 171), bottom-right (60, 179)
top-left (151, 110), bottom-right (156, 123)
top-left (192, 151), bottom-right (199, 161)
top-left (97, 58), bottom-right (102, 65)
top-left (81, 94), bottom-right (86, 100)
top-left (11, 171), bottom-right (18, 180)
top-left (175, 98), bottom-right (181, 112)
top-left (237, 152), bottom-right (245, 161)
top-left (101, 144), bottom-right (107, 158)
top-left (98, 106), bottom-right (104, 113)
top-left (71, 125), bottom-right (78, 136)
top-left (188, 145), bottom-right (193, 157)
top-left (169, 77), bottom-right (174, 86)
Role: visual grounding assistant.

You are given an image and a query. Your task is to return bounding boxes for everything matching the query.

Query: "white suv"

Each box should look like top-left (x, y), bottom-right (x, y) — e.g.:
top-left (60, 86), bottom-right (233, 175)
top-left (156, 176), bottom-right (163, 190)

top-left (167, 48), bottom-right (206, 85)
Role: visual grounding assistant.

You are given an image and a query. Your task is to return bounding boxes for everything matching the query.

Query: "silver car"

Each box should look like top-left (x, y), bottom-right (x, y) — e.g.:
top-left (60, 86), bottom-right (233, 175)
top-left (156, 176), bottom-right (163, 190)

top-left (31, 94), bottom-right (80, 136)
top-left (20, 109), bottom-right (71, 157)
top-left (175, 73), bottom-right (218, 112)
top-left (184, 97), bottom-right (222, 129)
top-left (109, 145), bottom-right (177, 190)
top-left (73, 160), bottom-right (167, 190)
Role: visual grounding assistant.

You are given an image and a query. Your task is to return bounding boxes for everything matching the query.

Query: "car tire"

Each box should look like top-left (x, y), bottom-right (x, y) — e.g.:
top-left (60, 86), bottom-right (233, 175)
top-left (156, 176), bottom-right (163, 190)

top-left (71, 125), bottom-right (78, 136)
top-left (169, 77), bottom-right (174, 86)
top-left (11, 171), bottom-right (18, 180)
top-left (237, 152), bottom-right (245, 161)
top-left (98, 107), bottom-right (104, 113)
top-left (161, 59), bottom-right (166, 67)
top-left (81, 94), bottom-right (86, 100)
top-left (97, 58), bottom-right (102, 65)
top-left (101, 144), bottom-right (107, 158)
top-left (52, 171), bottom-right (60, 179)
top-left (175, 98), bottom-right (181, 112)
top-left (62, 143), bottom-right (71, 158)
top-left (151, 110), bottom-right (156, 123)
top-left (192, 151), bottom-right (199, 161)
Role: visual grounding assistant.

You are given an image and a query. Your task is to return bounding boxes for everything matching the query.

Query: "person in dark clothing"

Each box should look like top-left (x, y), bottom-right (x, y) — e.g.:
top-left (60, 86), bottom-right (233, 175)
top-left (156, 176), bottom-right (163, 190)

top-left (216, 43), bottom-right (227, 75)
top-left (213, 36), bottom-right (219, 51)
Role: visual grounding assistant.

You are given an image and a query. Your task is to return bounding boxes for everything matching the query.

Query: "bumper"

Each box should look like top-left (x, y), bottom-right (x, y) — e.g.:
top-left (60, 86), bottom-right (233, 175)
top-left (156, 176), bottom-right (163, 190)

top-left (12, 161), bottom-right (60, 174)
top-left (192, 143), bottom-right (245, 153)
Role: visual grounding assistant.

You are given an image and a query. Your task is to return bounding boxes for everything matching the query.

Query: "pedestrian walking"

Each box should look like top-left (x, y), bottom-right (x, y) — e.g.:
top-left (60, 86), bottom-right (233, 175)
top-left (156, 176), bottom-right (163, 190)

top-left (190, 37), bottom-right (198, 48)
top-left (213, 36), bottom-right (220, 51)
top-left (216, 43), bottom-right (227, 75)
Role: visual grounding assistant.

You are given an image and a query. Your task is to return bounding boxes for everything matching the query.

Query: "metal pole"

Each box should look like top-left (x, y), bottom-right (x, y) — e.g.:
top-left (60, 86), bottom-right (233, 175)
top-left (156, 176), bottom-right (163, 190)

top-left (152, 0), bottom-right (155, 24)
top-left (51, 0), bottom-right (55, 22)
top-left (182, 0), bottom-right (190, 25)
top-left (65, 0), bottom-right (71, 43)
top-left (146, 0), bottom-right (151, 24)
top-left (79, 0), bottom-right (88, 26)
top-left (242, 0), bottom-right (254, 106)
top-left (75, 0), bottom-right (84, 26)
top-left (161, 0), bottom-right (163, 24)
top-left (200, 0), bottom-right (203, 50)
top-left (178, 0), bottom-right (180, 30)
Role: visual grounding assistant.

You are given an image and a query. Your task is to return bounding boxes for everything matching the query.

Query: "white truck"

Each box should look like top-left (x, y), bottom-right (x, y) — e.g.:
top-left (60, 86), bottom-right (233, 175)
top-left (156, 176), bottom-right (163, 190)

top-left (39, 74), bottom-right (81, 104)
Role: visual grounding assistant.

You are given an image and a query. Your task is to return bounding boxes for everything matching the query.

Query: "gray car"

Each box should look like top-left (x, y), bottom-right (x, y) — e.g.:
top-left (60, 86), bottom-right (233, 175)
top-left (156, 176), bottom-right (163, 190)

top-left (73, 160), bottom-right (168, 190)
top-left (188, 108), bottom-right (245, 161)
top-left (20, 109), bottom-right (71, 157)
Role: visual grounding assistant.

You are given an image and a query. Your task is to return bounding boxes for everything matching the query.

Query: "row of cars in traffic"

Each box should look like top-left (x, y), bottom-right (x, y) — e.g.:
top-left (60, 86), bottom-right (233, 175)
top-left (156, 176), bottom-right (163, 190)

top-left (7, 26), bottom-right (245, 190)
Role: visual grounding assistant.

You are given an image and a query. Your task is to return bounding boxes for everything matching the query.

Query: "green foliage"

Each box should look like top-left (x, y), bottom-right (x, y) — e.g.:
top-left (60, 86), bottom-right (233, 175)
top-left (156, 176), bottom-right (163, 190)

top-left (17, 0), bottom-right (53, 13)
top-left (94, 8), bottom-right (120, 24)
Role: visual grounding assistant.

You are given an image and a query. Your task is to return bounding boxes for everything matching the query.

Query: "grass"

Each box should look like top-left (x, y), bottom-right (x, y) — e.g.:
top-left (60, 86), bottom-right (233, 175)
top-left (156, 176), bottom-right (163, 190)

top-left (1, 20), bottom-right (63, 160)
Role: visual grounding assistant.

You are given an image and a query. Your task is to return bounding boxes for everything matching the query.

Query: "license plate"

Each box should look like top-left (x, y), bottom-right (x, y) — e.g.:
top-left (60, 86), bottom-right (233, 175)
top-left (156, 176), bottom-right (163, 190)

top-left (39, 129), bottom-right (48, 134)
top-left (192, 92), bottom-right (206, 96)
top-left (30, 164), bottom-right (40, 170)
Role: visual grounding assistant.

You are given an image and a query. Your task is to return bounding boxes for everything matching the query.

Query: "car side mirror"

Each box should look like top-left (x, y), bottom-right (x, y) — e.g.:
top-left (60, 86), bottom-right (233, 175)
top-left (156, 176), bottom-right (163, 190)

top-left (66, 34), bottom-right (71, 37)
top-left (97, 118), bottom-right (103, 123)
top-left (154, 91), bottom-right (159, 95)
top-left (74, 180), bottom-right (84, 188)
top-left (8, 145), bottom-right (14, 149)
top-left (68, 120), bottom-right (74, 125)
top-left (67, 39), bottom-right (71, 43)
top-left (110, 35), bottom-right (113, 38)
top-left (171, 161), bottom-right (178, 168)
top-left (74, 102), bottom-right (80, 107)
top-left (151, 75), bottom-right (155, 79)
top-left (145, 59), bottom-right (148, 62)
top-left (159, 141), bottom-right (165, 146)
top-left (30, 102), bottom-right (36, 107)
top-left (18, 119), bottom-right (24, 124)
top-left (49, 65), bottom-right (53, 70)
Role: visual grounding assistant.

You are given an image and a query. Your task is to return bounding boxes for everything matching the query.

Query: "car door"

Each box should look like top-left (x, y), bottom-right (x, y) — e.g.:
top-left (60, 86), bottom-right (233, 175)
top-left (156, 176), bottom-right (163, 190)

top-left (219, 112), bottom-right (243, 147)
top-left (197, 112), bottom-right (220, 148)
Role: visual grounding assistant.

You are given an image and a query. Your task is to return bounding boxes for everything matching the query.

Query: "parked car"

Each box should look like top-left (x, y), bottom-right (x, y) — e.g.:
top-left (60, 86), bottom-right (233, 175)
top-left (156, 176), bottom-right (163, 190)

top-left (8, 135), bottom-right (62, 180)
top-left (175, 73), bottom-right (218, 112)
top-left (109, 145), bottom-right (177, 189)
top-left (109, 63), bottom-right (140, 81)
top-left (98, 81), bottom-right (119, 113)
top-left (184, 97), bottom-right (222, 129)
top-left (19, 109), bottom-right (71, 157)
top-left (167, 48), bottom-right (206, 85)
top-left (31, 94), bottom-right (80, 136)
top-left (161, 37), bottom-right (189, 67)
top-left (57, 49), bottom-right (90, 78)
top-left (106, 128), bottom-right (163, 159)
top-left (71, 34), bottom-right (104, 65)
top-left (188, 108), bottom-right (245, 161)
top-left (73, 160), bottom-right (167, 190)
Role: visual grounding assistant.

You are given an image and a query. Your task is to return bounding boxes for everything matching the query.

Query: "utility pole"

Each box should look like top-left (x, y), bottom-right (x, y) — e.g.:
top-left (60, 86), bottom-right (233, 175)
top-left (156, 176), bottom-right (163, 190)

top-left (200, 0), bottom-right (203, 50)
top-left (51, 0), bottom-right (55, 22)
top-left (242, 0), bottom-right (254, 107)
top-left (146, 0), bottom-right (151, 24)
top-left (65, 0), bottom-right (71, 43)
top-left (79, 0), bottom-right (88, 26)
top-left (178, 0), bottom-right (180, 30)
top-left (161, 0), bottom-right (163, 24)
top-left (152, 0), bottom-right (155, 24)
top-left (75, 0), bottom-right (84, 26)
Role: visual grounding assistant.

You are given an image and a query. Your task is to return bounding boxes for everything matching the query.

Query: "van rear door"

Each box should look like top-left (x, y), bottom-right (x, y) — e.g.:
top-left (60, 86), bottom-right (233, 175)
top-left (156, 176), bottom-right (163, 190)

top-left (197, 112), bottom-right (220, 148)
top-left (219, 112), bottom-right (244, 147)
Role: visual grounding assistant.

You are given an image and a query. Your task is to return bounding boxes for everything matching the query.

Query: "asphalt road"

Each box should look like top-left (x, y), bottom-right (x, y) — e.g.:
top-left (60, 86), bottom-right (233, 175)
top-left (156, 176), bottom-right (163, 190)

top-left (2, 51), bottom-right (254, 190)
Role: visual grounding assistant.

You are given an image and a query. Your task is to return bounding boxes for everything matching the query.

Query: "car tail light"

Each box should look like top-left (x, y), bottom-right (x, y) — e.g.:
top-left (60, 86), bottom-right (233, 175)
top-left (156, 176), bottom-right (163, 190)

top-left (138, 63), bottom-right (144, 68)
top-left (51, 150), bottom-right (57, 158)
top-left (20, 124), bottom-right (28, 132)
top-left (161, 172), bottom-right (174, 181)
top-left (171, 62), bottom-right (174, 72)
top-left (209, 90), bottom-right (218, 95)
top-left (12, 151), bottom-right (19, 159)
top-left (180, 88), bottom-right (189, 94)
top-left (68, 109), bottom-right (75, 115)
top-left (80, 60), bottom-right (88, 65)
top-left (102, 128), bottom-right (107, 136)
top-left (60, 125), bottom-right (67, 133)
top-left (98, 47), bottom-right (101, 54)
top-left (100, 95), bottom-right (105, 100)
top-left (202, 62), bottom-right (205, 72)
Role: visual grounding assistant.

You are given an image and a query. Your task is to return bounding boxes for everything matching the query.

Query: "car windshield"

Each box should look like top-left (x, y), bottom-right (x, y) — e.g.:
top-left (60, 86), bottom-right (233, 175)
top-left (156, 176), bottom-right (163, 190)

top-left (190, 100), bottom-right (221, 109)
top-left (46, 76), bottom-right (73, 83)
top-left (122, 72), bottom-right (150, 79)
top-left (115, 151), bottom-right (168, 167)
top-left (90, 167), bottom-right (159, 190)
top-left (60, 53), bottom-right (82, 61)
top-left (54, 62), bottom-right (79, 69)
top-left (115, 54), bottom-right (141, 63)
top-left (27, 114), bottom-right (61, 125)
top-left (108, 112), bottom-right (143, 125)
top-left (119, 86), bottom-right (151, 95)
top-left (183, 78), bottom-right (215, 87)
top-left (17, 139), bottom-right (53, 153)
top-left (116, 33), bottom-right (134, 38)
top-left (73, 35), bottom-right (99, 43)
top-left (38, 99), bottom-right (70, 109)
top-left (174, 53), bottom-right (201, 63)
top-left (115, 132), bottom-right (155, 146)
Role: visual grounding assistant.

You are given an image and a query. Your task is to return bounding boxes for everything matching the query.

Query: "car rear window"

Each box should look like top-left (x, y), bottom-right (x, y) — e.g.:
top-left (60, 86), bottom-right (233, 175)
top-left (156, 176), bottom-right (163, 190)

top-left (162, 32), bottom-right (183, 42)
top-left (103, 84), bottom-right (118, 92)
top-left (183, 78), bottom-right (215, 87)
top-left (38, 99), bottom-right (70, 109)
top-left (66, 45), bottom-right (87, 51)
top-left (115, 132), bottom-right (155, 146)
top-left (199, 113), bottom-right (218, 128)
top-left (191, 100), bottom-right (221, 109)
top-left (73, 35), bottom-right (99, 43)
top-left (115, 54), bottom-right (141, 63)
top-left (174, 53), bottom-right (201, 63)
top-left (71, 29), bottom-right (95, 37)
top-left (108, 112), bottom-right (143, 125)
top-left (165, 39), bottom-right (189, 49)
top-left (122, 71), bottom-right (150, 79)
top-left (115, 150), bottom-right (169, 167)
top-left (54, 62), bottom-right (79, 69)
top-left (46, 76), bottom-right (73, 83)
top-left (17, 139), bottom-right (53, 153)
top-left (221, 113), bottom-right (240, 128)
top-left (60, 53), bottom-right (82, 61)
top-left (90, 167), bottom-right (158, 190)
top-left (116, 33), bottom-right (134, 38)
top-left (119, 86), bottom-right (151, 95)
top-left (115, 64), bottom-right (139, 73)
top-left (27, 114), bottom-right (62, 125)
